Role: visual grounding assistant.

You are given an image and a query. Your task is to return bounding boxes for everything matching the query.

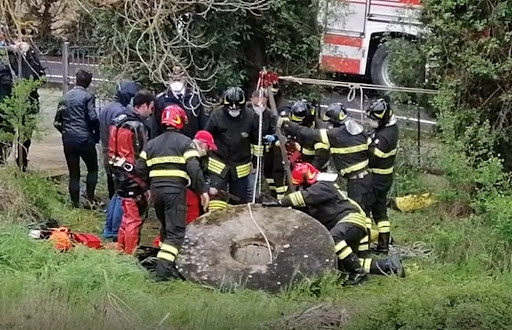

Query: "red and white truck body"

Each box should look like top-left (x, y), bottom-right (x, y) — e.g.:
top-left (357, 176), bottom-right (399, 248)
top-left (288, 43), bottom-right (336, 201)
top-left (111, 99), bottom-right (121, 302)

top-left (318, 0), bottom-right (423, 86)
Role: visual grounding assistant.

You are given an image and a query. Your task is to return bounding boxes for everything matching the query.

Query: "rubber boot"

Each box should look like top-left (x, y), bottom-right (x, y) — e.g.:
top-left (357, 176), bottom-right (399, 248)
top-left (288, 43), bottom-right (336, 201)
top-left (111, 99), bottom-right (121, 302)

top-left (155, 259), bottom-right (185, 282)
top-left (370, 254), bottom-right (405, 277)
top-left (341, 254), bottom-right (368, 286)
top-left (375, 233), bottom-right (390, 255)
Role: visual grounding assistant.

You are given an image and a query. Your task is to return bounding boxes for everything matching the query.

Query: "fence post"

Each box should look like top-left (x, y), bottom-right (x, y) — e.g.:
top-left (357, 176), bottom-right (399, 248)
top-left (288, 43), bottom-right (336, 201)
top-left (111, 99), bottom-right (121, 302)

top-left (417, 107), bottom-right (421, 167)
top-left (62, 41), bottom-right (69, 94)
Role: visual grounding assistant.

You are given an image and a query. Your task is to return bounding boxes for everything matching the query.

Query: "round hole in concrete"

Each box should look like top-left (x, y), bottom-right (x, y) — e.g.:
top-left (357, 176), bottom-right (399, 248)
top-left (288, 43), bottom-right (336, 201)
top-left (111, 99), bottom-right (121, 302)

top-left (231, 237), bottom-right (275, 265)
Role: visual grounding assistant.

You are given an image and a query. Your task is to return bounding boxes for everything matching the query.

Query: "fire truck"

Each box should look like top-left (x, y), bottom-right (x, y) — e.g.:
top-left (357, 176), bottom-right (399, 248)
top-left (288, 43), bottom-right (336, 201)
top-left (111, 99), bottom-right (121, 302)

top-left (318, 0), bottom-right (423, 86)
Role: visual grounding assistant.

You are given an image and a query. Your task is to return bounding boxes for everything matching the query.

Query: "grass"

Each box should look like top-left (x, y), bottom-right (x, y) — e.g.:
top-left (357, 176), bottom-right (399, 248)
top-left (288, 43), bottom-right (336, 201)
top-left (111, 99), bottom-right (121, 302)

top-left (2, 167), bottom-right (512, 329)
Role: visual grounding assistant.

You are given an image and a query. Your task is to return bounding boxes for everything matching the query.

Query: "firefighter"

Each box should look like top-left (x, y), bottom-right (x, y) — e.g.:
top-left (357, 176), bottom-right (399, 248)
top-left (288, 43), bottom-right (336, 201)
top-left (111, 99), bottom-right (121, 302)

top-left (265, 163), bottom-right (404, 285)
top-left (153, 66), bottom-right (208, 139)
top-left (263, 100), bottom-right (317, 199)
top-left (151, 129), bottom-right (218, 249)
top-left (108, 90), bottom-right (154, 254)
top-left (279, 103), bottom-right (374, 216)
top-left (137, 104), bottom-right (210, 280)
top-left (367, 99), bottom-right (399, 254)
top-left (205, 87), bottom-right (260, 208)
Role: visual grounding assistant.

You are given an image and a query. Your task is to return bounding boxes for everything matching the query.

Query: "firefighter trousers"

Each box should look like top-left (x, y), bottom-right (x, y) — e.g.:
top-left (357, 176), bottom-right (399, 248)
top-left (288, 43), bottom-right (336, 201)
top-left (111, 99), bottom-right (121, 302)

top-left (263, 145), bottom-right (287, 199)
top-left (371, 174), bottom-right (393, 251)
top-left (347, 173), bottom-right (374, 216)
top-left (153, 187), bottom-right (187, 279)
top-left (331, 221), bottom-right (401, 275)
top-left (330, 222), bottom-right (366, 274)
top-left (208, 173), bottom-right (248, 210)
top-left (117, 194), bottom-right (148, 254)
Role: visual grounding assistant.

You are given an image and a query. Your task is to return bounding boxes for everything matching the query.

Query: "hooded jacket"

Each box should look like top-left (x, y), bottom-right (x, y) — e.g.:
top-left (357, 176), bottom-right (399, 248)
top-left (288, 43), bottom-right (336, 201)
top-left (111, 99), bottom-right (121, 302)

top-left (99, 81), bottom-right (141, 160)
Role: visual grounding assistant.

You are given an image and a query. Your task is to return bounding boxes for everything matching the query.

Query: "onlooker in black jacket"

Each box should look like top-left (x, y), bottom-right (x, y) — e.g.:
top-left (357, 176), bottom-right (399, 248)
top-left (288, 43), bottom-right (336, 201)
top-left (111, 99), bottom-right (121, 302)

top-left (54, 69), bottom-right (99, 208)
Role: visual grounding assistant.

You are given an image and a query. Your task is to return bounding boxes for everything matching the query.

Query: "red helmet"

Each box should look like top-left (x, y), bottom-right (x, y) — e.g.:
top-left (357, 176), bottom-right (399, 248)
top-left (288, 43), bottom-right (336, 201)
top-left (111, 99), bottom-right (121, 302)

top-left (161, 104), bottom-right (188, 130)
top-left (291, 163), bottom-right (319, 186)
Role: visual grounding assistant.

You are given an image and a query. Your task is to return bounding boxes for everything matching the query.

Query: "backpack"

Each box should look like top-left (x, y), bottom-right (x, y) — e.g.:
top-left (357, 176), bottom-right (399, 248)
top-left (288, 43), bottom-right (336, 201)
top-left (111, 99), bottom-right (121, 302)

top-left (108, 114), bottom-right (147, 196)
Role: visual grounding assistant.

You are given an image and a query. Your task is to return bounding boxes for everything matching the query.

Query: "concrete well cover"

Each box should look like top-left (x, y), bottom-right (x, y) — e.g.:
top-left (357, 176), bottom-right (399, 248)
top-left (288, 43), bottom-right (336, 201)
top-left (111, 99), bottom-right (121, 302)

top-left (176, 204), bottom-right (336, 293)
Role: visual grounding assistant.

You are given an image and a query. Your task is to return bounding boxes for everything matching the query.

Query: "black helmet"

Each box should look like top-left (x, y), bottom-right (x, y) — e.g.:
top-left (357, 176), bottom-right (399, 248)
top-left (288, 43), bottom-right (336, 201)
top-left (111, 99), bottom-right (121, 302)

top-left (223, 87), bottom-right (246, 110)
top-left (324, 103), bottom-right (349, 125)
top-left (366, 98), bottom-right (391, 125)
top-left (290, 100), bottom-right (314, 123)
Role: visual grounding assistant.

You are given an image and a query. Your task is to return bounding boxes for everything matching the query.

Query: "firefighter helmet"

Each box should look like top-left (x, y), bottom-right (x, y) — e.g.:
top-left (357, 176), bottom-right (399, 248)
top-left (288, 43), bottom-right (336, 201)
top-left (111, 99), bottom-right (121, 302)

top-left (223, 87), bottom-right (246, 110)
top-left (324, 103), bottom-right (349, 125)
top-left (291, 163), bottom-right (319, 186)
top-left (161, 104), bottom-right (188, 130)
top-left (290, 100), bottom-right (313, 123)
top-left (366, 98), bottom-right (392, 125)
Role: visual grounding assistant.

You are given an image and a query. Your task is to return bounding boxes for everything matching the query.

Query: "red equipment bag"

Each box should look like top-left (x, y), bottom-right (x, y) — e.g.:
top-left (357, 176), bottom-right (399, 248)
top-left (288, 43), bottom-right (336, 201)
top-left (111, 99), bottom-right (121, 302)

top-left (71, 233), bottom-right (102, 249)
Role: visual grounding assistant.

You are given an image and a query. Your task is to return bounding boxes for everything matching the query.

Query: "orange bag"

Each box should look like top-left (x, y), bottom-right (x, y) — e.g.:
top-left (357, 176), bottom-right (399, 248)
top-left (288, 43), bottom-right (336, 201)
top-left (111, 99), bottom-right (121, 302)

top-left (49, 227), bottom-right (72, 252)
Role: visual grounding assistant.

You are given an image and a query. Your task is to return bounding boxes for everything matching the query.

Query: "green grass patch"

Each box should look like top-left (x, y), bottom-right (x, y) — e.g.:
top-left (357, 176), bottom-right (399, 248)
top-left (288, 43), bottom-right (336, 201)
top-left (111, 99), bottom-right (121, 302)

top-left (1, 167), bottom-right (512, 329)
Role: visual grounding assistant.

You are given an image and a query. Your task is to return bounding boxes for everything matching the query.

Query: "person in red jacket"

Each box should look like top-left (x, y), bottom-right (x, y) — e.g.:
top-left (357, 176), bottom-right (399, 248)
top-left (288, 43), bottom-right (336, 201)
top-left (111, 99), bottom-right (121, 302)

top-left (108, 90), bottom-right (154, 254)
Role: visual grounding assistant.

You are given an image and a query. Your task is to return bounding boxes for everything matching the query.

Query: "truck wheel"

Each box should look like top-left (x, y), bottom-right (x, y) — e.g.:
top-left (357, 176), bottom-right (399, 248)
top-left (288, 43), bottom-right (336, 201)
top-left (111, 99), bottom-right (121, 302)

top-left (370, 43), bottom-right (395, 87)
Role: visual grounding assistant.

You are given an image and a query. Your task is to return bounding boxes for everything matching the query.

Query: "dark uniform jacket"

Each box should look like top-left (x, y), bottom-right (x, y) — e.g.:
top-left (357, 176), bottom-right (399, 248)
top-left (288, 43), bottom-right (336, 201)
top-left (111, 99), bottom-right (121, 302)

top-left (280, 180), bottom-right (367, 231)
top-left (369, 123), bottom-right (399, 176)
top-left (284, 122), bottom-right (370, 178)
top-left (205, 107), bottom-right (259, 180)
top-left (54, 86), bottom-right (99, 144)
top-left (137, 129), bottom-right (207, 194)
top-left (153, 89), bottom-right (208, 139)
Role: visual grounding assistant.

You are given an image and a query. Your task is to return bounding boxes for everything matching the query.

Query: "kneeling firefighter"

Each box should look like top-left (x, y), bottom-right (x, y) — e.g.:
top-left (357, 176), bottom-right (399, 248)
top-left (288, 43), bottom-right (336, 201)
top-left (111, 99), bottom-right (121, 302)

top-left (265, 163), bottom-right (404, 285)
top-left (367, 99), bottom-right (399, 254)
top-left (280, 103), bottom-right (374, 216)
top-left (137, 105), bottom-right (210, 280)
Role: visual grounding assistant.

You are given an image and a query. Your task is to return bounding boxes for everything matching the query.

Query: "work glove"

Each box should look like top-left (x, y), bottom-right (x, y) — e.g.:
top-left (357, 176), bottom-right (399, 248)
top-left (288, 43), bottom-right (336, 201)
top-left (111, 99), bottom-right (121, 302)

top-left (262, 201), bottom-right (281, 207)
top-left (263, 134), bottom-right (276, 144)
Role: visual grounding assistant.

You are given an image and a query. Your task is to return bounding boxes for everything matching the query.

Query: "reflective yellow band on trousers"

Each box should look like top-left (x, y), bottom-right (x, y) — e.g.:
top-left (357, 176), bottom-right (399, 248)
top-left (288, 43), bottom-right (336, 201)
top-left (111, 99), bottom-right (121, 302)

top-left (378, 220), bottom-right (391, 233)
top-left (340, 160), bottom-right (369, 176)
top-left (236, 163), bottom-right (251, 178)
top-left (208, 158), bottom-right (226, 175)
top-left (146, 156), bottom-right (186, 166)
top-left (157, 243), bottom-right (179, 262)
top-left (276, 186), bottom-right (288, 193)
top-left (140, 151), bottom-right (147, 159)
top-left (359, 258), bottom-right (372, 273)
top-left (330, 143), bottom-right (368, 155)
top-left (149, 170), bottom-right (191, 186)
top-left (371, 167), bottom-right (394, 175)
top-left (334, 240), bottom-right (353, 260)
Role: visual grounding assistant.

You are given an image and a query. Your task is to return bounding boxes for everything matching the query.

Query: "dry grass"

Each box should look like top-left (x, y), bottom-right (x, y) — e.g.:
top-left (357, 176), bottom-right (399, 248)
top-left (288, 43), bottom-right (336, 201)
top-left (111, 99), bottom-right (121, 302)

top-left (274, 304), bottom-right (351, 330)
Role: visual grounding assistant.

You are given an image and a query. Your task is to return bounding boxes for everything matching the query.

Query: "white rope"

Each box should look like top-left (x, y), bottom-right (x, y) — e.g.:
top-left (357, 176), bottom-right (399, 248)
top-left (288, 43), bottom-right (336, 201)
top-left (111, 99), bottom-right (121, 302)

top-left (279, 76), bottom-right (438, 95)
top-left (251, 82), bottom-right (264, 204)
top-left (247, 203), bottom-right (273, 264)
top-left (347, 83), bottom-right (365, 122)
